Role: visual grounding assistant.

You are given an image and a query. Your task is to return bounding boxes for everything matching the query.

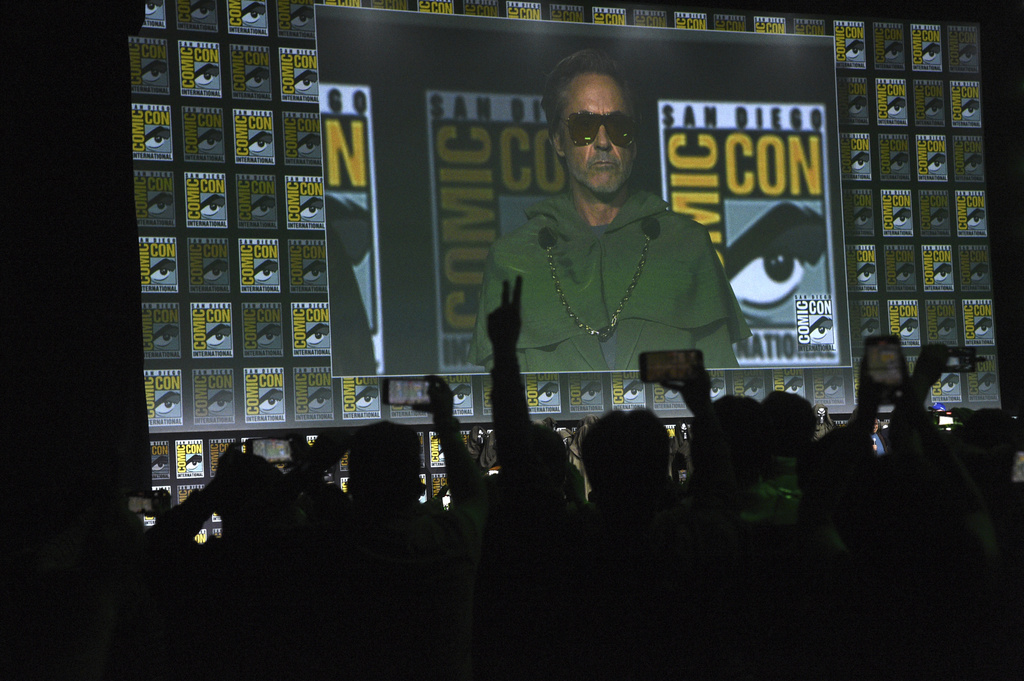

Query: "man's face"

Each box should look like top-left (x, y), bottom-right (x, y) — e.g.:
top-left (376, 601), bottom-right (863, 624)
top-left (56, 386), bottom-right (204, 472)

top-left (552, 73), bottom-right (636, 202)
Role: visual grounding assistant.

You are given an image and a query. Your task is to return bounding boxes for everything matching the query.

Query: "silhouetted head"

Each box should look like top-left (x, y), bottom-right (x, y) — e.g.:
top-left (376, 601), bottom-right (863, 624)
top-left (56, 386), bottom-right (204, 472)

top-left (581, 410), bottom-right (667, 511)
top-left (713, 395), bottom-right (770, 487)
top-left (531, 424), bottom-right (568, 490)
top-left (348, 421), bottom-right (423, 510)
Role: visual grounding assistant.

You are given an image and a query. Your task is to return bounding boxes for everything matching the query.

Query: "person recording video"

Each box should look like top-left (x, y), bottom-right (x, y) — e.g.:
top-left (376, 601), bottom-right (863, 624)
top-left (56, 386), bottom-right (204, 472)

top-left (468, 48), bottom-right (750, 371)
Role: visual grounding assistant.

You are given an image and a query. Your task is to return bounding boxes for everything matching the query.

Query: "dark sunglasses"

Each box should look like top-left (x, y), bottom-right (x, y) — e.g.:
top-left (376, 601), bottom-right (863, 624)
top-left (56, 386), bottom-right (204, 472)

top-left (564, 111), bottom-right (636, 147)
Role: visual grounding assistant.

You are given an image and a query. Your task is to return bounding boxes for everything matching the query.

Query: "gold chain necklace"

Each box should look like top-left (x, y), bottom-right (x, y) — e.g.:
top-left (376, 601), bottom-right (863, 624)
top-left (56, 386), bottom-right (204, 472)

top-left (543, 234), bottom-right (651, 342)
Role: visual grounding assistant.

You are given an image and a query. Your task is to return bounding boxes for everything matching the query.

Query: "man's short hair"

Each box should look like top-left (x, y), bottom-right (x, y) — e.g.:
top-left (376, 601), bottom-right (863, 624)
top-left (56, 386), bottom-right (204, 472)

top-left (541, 48), bottom-right (638, 138)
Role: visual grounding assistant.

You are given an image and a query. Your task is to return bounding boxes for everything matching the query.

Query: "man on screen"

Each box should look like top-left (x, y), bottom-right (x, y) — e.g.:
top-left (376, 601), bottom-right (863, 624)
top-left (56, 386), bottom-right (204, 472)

top-left (468, 49), bottom-right (750, 371)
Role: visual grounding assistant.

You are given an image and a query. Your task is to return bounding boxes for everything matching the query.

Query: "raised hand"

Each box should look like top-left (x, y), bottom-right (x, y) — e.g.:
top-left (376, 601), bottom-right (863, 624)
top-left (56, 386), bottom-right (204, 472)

top-left (487, 276), bottom-right (522, 355)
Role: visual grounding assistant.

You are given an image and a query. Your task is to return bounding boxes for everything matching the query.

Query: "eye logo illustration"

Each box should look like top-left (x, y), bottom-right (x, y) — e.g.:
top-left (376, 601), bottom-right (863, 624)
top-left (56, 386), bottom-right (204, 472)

top-left (725, 203), bottom-right (826, 317)
top-left (205, 323), bottom-right (231, 347)
top-left (208, 390), bottom-right (233, 413)
top-left (200, 193), bottom-right (226, 218)
top-left (921, 42), bottom-right (941, 63)
top-left (250, 194), bottom-right (275, 219)
top-left (355, 386), bottom-right (379, 412)
top-left (784, 376), bottom-right (804, 393)
top-left (892, 207), bottom-right (911, 228)
top-left (887, 96), bottom-right (906, 118)
top-left (197, 127), bottom-right (223, 153)
top-left (241, 1), bottom-right (266, 25)
top-left (246, 66), bottom-right (270, 90)
top-left (194, 62), bottom-right (220, 89)
top-left (822, 375), bottom-right (843, 396)
top-left (203, 258), bottom-right (228, 283)
top-left (155, 390), bottom-right (181, 415)
top-left (308, 386), bottom-right (332, 411)
top-left (853, 206), bottom-right (872, 229)
top-left (929, 208), bottom-right (949, 228)
top-left (860, 317), bottom-right (879, 336)
top-left (963, 153), bottom-right (983, 174)
top-left (936, 317), bottom-right (956, 337)
top-left (848, 95), bottom-right (867, 117)
top-left (305, 322), bottom-right (330, 346)
top-left (885, 41), bottom-right (904, 61)
top-left (856, 262), bottom-right (876, 284)
top-left (186, 454), bottom-right (203, 471)
top-left (850, 151), bottom-right (870, 172)
top-left (452, 384), bottom-right (471, 408)
top-left (970, 262), bottom-right (989, 282)
top-left (290, 5), bottom-right (313, 29)
top-left (142, 59), bottom-right (167, 83)
top-left (940, 374), bottom-right (960, 394)
top-left (190, 0), bottom-right (215, 23)
top-left (960, 99), bottom-right (980, 119)
top-left (622, 380), bottom-right (644, 404)
top-left (145, 126), bottom-right (171, 150)
top-left (743, 378), bottom-right (763, 398)
top-left (973, 317), bottom-right (992, 337)
top-left (977, 373), bottom-right (995, 392)
top-left (899, 316), bottom-right (919, 338)
top-left (152, 454), bottom-right (168, 471)
top-left (148, 192), bottom-right (174, 216)
top-left (248, 131), bottom-right (273, 155)
top-left (153, 324), bottom-right (179, 348)
top-left (150, 258), bottom-right (176, 283)
top-left (965, 208), bottom-right (985, 229)
top-left (894, 262), bottom-right (915, 282)
top-left (293, 69), bottom-right (318, 94)
top-left (253, 258), bottom-right (279, 283)
top-left (932, 262), bottom-right (952, 282)
top-left (256, 322), bottom-right (281, 346)
top-left (297, 133), bottom-right (321, 157)
top-left (259, 388), bottom-right (284, 413)
top-left (145, 1), bottom-right (165, 19)
top-left (958, 43), bottom-right (977, 63)
top-left (302, 259), bottom-right (326, 284)
top-left (890, 152), bottom-right (908, 173)
top-left (927, 153), bottom-right (946, 174)
top-left (924, 98), bottom-right (944, 119)
top-left (808, 316), bottom-right (834, 343)
top-left (709, 378), bottom-right (726, 400)
top-left (581, 381), bottom-right (602, 403)
top-left (300, 196), bottom-right (323, 220)
top-left (845, 39), bottom-right (865, 61)
top-left (537, 382), bottom-right (560, 405)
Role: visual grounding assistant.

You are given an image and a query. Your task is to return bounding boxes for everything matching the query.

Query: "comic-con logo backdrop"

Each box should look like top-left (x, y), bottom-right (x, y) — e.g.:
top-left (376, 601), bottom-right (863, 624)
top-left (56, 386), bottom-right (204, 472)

top-left (315, 7), bottom-right (846, 375)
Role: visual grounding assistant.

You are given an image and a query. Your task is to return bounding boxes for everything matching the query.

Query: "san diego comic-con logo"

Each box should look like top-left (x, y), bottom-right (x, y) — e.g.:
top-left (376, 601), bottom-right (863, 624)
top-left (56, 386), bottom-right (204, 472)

top-left (840, 133), bottom-right (871, 181)
top-left (151, 441), bottom-right (171, 481)
top-left (812, 368), bottom-right (846, 407)
top-left (506, 2), bottom-right (541, 20)
top-left (291, 303), bottom-right (331, 357)
top-left (967, 357), bottom-right (998, 403)
top-left (293, 366), bottom-right (334, 421)
top-left (140, 237), bottom-right (178, 293)
top-left (714, 13), bottom-right (746, 31)
top-left (184, 172), bottom-right (228, 228)
top-left (592, 6), bottom-right (625, 25)
top-left (277, 0), bottom-right (316, 38)
top-left (910, 24), bottom-right (942, 72)
top-left (875, 78), bottom-right (908, 126)
top-left (445, 375), bottom-right (474, 417)
top-left (919, 189), bottom-right (951, 237)
top-left (955, 190), bottom-right (987, 237)
top-left (953, 136), bottom-right (985, 182)
top-left (191, 303), bottom-right (233, 359)
top-left (236, 174), bottom-right (277, 229)
top-left (143, 0), bottom-right (167, 29)
top-left (853, 300), bottom-right (882, 341)
top-left (794, 18), bottom-right (824, 35)
top-left (932, 370), bottom-right (963, 402)
top-left (925, 300), bottom-right (959, 344)
top-left (177, 0), bottom-right (218, 31)
top-left (884, 245), bottom-right (918, 294)
top-left (915, 134), bottom-right (947, 183)
top-left (888, 299), bottom-right (921, 347)
top-left (131, 103), bottom-right (172, 162)
top-left (142, 302), bottom-right (181, 360)
top-left (178, 40), bottom-right (221, 99)
top-left (634, 9), bottom-right (667, 27)
top-left (234, 109), bottom-right (275, 165)
top-left (209, 439), bottom-right (235, 477)
top-left (244, 367), bottom-right (286, 423)
top-left (230, 44), bottom-right (271, 101)
top-left (753, 16), bottom-right (785, 33)
top-left (674, 11), bottom-right (707, 30)
top-left (795, 295), bottom-right (835, 352)
top-left (279, 48), bottom-right (318, 104)
top-left (963, 299), bottom-right (995, 347)
top-left (568, 373), bottom-right (605, 413)
top-left (947, 25), bottom-right (980, 73)
top-left (282, 112), bottom-right (322, 166)
top-left (342, 377), bottom-right (381, 420)
top-left (370, 0), bottom-right (407, 11)
top-left (878, 134), bottom-right (910, 182)
top-left (182, 106), bottom-right (225, 163)
top-left (913, 80), bottom-right (945, 127)
top-left (285, 176), bottom-right (325, 229)
top-left (732, 371), bottom-right (767, 400)
top-left (176, 439), bottom-right (205, 479)
top-left (880, 189), bottom-right (913, 237)
top-left (921, 245), bottom-right (953, 293)
top-left (873, 22), bottom-right (905, 70)
top-left (193, 368), bottom-right (235, 425)
top-left (525, 373), bottom-right (561, 414)
top-left (708, 371), bottom-right (727, 401)
top-left (134, 170), bottom-right (175, 227)
top-left (651, 381), bottom-right (685, 411)
top-left (129, 37), bottom-right (170, 96)
top-left (188, 238), bottom-right (230, 294)
top-left (772, 369), bottom-right (807, 398)
top-left (288, 239), bottom-right (328, 294)
top-left (843, 188), bottom-right (874, 238)
top-left (839, 78), bottom-right (869, 126)
top-left (835, 20), bottom-right (866, 69)
top-left (958, 245), bottom-right (991, 292)
top-left (242, 302), bottom-right (284, 357)
top-left (239, 238), bottom-right (281, 293)
top-left (227, 0), bottom-right (268, 36)
top-left (610, 372), bottom-right (645, 411)
top-left (847, 245), bottom-right (877, 293)
top-left (418, 0), bottom-right (454, 15)
top-left (145, 369), bottom-right (183, 426)
top-left (464, 0), bottom-right (499, 17)
top-left (950, 81), bottom-right (982, 128)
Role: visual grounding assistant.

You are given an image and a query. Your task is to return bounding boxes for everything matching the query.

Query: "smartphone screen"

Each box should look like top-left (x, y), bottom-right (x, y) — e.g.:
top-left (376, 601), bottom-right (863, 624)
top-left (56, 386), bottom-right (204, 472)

top-left (383, 379), bottom-right (431, 407)
top-left (639, 350), bottom-right (704, 382)
top-left (865, 336), bottom-right (904, 386)
top-left (248, 438), bottom-right (292, 462)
